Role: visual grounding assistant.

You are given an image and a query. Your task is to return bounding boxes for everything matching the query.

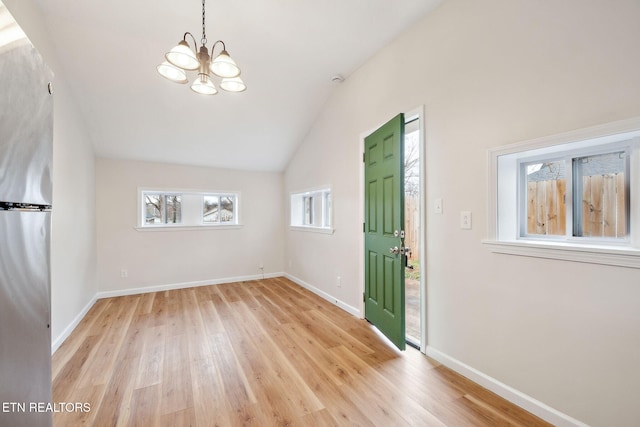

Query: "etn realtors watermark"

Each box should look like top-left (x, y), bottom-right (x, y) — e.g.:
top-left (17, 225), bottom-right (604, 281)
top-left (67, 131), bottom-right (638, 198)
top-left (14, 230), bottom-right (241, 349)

top-left (2, 402), bottom-right (91, 413)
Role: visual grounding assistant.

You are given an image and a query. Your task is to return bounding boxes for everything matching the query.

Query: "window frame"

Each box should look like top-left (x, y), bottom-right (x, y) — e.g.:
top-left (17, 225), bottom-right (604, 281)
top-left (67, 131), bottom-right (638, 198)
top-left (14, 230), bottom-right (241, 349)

top-left (290, 187), bottom-right (334, 234)
top-left (571, 150), bottom-right (630, 239)
top-left (137, 188), bottom-right (242, 231)
top-left (141, 191), bottom-right (184, 227)
top-left (518, 156), bottom-right (568, 241)
top-left (485, 117), bottom-right (640, 269)
top-left (201, 193), bottom-right (239, 226)
top-left (517, 146), bottom-right (631, 244)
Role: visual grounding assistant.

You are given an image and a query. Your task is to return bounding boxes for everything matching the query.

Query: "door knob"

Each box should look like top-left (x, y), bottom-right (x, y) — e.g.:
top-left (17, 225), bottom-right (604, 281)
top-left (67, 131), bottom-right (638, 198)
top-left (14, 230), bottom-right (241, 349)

top-left (389, 246), bottom-right (399, 254)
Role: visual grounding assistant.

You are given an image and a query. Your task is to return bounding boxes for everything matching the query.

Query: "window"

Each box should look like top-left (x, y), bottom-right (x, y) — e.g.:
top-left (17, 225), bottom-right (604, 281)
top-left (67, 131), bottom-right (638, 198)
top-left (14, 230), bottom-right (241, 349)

top-left (520, 150), bottom-right (629, 240)
top-left (573, 152), bottom-right (627, 238)
top-left (143, 193), bottom-right (182, 225)
top-left (290, 188), bottom-right (332, 232)
top-left (324, 191), bottom-right (332, 227)
top-left (203, 194), bottom-right (237, 225)
top-left (303, 196), bottom-right (313, 225)
top-left (139, 189), bottom-right (239, 229)
top-left (486, 118), bottom-right (640, 268)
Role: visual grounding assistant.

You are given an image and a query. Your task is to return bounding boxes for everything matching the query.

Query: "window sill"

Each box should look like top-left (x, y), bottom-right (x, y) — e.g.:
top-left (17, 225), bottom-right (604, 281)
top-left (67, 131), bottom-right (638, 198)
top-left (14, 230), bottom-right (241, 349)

top-left (290, 226), bottom-right (335, 235)
top-left (135, 224), bottom-right (243, 232)
top-left (482, 239), bottom-right (640, 269)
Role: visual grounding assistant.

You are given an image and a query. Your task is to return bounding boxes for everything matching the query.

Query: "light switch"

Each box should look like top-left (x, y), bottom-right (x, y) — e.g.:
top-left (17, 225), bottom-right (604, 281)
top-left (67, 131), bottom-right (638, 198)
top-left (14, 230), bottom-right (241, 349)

top-left (435, 198), bottom-right (443, 214)
top-left (460, 211), bottom-right (472, 230)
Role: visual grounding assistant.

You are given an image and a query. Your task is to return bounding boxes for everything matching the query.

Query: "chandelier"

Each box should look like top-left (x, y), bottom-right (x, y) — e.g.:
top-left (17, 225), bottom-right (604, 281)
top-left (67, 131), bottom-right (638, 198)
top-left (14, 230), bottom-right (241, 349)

top-left (156, 0), bottom-right (246, 95)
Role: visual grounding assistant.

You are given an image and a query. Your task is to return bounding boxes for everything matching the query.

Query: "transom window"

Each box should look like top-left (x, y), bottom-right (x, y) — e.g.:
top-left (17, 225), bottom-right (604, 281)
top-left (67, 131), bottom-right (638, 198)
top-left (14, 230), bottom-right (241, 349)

top-left (139, 189), bottom-right (239, 228)
top-left (290, 188), bottom-right (332, 231)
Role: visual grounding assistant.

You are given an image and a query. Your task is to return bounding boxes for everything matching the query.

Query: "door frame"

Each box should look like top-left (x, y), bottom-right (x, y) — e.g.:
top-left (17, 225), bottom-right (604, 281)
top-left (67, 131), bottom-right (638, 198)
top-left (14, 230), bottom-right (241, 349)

top-left (358, 105), bottom-right (427, 353)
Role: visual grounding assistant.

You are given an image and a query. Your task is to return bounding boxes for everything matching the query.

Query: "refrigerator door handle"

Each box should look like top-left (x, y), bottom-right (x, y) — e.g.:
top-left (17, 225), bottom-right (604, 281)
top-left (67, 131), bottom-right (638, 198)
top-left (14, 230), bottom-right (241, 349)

top-left (0, 202), bottom-right (52, 211)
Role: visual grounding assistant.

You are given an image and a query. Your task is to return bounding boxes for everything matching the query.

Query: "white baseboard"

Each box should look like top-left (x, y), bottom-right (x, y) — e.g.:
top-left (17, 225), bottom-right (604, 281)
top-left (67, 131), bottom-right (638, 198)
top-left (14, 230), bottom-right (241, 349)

top-left (425, 346), bottom-right (589, 427)
top-left (95, 272), bottom-right (285, 299)
top-left (284, 273), bottom-right (361, 318)
top-left (51, 295), bottom-right (97, 355)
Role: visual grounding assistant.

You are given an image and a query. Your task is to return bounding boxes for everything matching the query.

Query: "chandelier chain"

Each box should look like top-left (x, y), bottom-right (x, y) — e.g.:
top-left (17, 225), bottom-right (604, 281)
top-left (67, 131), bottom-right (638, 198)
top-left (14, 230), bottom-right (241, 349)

top-left (201, 0), bottom-right (207, 46)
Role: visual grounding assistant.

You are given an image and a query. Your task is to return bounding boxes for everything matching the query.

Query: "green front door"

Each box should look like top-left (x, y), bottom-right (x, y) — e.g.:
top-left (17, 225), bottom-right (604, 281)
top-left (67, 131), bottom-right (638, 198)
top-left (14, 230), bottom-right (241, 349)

top-left (364, 113), bottom-right (405, 350)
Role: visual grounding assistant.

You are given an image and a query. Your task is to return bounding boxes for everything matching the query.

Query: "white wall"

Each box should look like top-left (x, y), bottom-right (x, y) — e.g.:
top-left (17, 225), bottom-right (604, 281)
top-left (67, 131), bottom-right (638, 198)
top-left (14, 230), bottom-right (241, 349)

top-left (284, 0), bottom-right (640, 426)
top-left (4, 0), bottom-right (97, 349)
top-left (96, 158), bottom-right (284, 293)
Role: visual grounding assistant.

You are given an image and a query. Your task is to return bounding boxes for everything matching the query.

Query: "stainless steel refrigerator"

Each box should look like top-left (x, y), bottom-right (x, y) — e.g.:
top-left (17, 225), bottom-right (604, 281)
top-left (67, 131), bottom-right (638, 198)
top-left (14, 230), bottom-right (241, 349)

top-left (0, 3), bottom-right (54, 426)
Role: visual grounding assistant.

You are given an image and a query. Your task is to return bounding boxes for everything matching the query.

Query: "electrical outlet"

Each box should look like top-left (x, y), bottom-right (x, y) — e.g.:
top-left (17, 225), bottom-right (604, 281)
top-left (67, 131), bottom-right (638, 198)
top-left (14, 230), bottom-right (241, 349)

top-left (460, 211), bottom-right (472, 230)
top-left (337, 276), bottom-right (341, 287)
top-left (120, 268), bottom-right (128, 278)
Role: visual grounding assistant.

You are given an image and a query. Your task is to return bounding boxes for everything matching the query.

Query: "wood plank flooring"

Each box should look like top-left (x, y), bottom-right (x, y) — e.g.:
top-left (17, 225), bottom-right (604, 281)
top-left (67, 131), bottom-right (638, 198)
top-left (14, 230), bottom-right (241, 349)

top-left (52, 277), bottom-right (552, 427)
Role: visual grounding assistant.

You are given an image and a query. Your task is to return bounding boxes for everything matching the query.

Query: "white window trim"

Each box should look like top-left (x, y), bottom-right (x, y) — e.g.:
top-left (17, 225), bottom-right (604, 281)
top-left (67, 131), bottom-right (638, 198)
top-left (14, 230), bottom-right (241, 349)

top-left (289, 225), bottom-right (335, 235)
top-left (289, 186), bottom-right (334, 233)
top-left (135, 224), bottom-right (243, 232)
top-left (136, 187), bottom-right (243, 230)
top-left (484, 117), bottom-right (640, 269)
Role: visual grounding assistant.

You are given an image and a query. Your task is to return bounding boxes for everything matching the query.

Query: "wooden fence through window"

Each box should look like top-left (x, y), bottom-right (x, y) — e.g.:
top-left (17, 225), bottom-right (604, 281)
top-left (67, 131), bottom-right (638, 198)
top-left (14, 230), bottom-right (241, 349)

top-left (527, 173), bottom-right (626, 237)
top-left (527, 179), bottom-right (567, 236)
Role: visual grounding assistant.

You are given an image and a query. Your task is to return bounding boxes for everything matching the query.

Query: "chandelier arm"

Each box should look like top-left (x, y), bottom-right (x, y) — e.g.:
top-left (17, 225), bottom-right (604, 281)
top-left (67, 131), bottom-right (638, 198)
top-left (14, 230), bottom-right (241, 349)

top-left (183, 32), bottom-right (199, 53)
top-left (211, 40), bottom-right (227, 56)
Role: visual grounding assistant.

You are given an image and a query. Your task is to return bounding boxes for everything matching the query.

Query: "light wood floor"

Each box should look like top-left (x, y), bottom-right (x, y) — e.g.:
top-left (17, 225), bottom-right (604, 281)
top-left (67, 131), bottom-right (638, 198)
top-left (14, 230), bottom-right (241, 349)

top-left (52, 277), bottom-right (552, 427)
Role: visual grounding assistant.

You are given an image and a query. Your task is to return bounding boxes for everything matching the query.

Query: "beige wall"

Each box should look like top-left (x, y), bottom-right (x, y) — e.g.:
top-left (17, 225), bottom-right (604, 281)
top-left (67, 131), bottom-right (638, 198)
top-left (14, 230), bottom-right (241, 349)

top-left (284, 0), bottom-right (640, 425)
top-left (4, 0), bottom-right (98, 349)
top-left (96, 158), bottom-right (284, 293)
top-left (7, 0), bottom-right (640, 424)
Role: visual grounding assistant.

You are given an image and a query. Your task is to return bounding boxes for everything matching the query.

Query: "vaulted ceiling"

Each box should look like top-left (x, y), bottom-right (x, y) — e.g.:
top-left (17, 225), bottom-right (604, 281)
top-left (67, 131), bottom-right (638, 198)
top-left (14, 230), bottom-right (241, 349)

top-left (33, 0), bottom-right (441, 171)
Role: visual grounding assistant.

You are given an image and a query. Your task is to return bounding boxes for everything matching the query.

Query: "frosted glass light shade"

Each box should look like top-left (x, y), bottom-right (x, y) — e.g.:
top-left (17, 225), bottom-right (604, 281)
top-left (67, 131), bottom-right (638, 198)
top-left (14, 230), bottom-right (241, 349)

top-left (220, 76), bottom-right (246, 92)
top-left (191, 74), bottom-right (218, 95)
top-left (211, 50), bottom-right (240, 78)
top-left (156, 61), bottom-right (188, 84)
top-left (166, 40), bottom-right (199, 70)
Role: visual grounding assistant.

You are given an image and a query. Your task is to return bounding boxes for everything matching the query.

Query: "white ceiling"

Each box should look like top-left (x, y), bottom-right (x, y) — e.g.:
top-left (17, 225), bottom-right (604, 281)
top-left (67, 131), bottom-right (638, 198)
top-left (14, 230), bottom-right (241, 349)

top-left (33, 0), bottom-right (441, 171)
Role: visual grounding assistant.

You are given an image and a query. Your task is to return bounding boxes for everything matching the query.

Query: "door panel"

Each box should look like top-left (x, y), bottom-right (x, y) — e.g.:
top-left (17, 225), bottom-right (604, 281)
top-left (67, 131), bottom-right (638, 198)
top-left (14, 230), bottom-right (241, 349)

top-left (364, 113), bottom-right (405, 350)
top-left (368, 251), bottom-right (378, 301)
top-left (383, 255), bottom-right (396, 312)
top-left (367, 181), bottom-right (378, 232)
top-left (0, 210), bottom-right (52, 427)
top-left (383, 176), bottom-right (395, 235)
top-left (0, 42), bottom-right (53, 205)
